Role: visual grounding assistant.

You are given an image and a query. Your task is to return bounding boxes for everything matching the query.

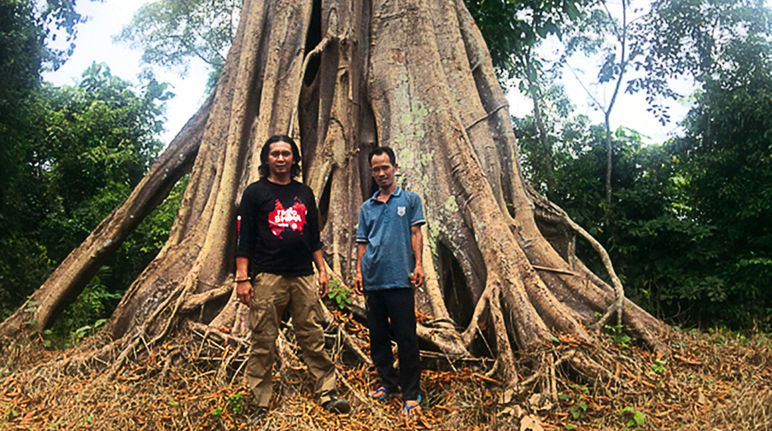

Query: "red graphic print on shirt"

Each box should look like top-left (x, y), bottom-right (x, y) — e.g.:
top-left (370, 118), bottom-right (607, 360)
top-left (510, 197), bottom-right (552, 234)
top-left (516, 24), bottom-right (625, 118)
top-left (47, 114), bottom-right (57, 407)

top-left (268, 198), bottom-right (308, 237)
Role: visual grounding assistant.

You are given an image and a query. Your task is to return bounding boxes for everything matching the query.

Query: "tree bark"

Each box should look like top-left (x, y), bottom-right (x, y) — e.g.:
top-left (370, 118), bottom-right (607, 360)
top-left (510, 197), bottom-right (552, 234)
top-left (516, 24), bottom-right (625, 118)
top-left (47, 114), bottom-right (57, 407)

top-left (2, 0), bottom-right (670, 387)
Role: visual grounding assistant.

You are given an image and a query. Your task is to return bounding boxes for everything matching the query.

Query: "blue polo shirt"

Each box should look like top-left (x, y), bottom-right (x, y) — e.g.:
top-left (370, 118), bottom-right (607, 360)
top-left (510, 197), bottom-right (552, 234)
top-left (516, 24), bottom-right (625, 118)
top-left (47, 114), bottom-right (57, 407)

top-left (356, 186), bottom-right (425, 291)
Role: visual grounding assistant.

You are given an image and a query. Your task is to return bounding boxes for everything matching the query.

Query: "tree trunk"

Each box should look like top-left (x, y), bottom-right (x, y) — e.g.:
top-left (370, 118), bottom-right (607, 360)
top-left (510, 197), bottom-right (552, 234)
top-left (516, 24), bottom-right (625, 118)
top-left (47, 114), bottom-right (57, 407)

top-left (2, 0), bottom-right (670, 388)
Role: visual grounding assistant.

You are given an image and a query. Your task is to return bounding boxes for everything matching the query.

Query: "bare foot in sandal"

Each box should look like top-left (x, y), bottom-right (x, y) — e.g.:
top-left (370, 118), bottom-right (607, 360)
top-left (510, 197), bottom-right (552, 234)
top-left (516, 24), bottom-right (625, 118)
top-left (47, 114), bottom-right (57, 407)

top-left (369, 386), bottom-right (390, 400)
top-left (401, 395), bottom-right (422, 417)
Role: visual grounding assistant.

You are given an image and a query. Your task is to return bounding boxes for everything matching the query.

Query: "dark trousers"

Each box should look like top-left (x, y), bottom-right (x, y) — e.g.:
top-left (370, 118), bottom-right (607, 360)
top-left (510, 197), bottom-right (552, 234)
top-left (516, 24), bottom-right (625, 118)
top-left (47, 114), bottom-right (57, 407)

top-left (365, 288), bottom-right (420, 400)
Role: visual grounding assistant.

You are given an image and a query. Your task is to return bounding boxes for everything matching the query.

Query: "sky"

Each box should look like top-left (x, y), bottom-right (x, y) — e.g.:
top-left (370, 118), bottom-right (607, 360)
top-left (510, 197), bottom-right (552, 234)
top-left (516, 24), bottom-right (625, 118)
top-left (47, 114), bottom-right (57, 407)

top-left (44, 0), bottom-right (690, 147)
top-left (43, 0), bottom-right (210, 145)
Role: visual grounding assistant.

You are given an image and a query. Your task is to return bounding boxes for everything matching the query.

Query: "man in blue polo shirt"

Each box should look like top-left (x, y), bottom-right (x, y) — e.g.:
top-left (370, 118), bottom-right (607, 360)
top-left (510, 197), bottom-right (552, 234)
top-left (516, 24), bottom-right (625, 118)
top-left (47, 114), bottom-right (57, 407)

top-left (354, 146), bottom-right (425, 418)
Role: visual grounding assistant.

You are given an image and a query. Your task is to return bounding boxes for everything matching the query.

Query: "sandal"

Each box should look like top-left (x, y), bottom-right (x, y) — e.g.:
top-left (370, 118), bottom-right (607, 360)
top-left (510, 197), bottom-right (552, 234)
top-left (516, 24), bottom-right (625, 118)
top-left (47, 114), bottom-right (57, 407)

top-left (401, 394), bottom-right (422, 417)
top-left (369, 386), bottom-right (390, 400)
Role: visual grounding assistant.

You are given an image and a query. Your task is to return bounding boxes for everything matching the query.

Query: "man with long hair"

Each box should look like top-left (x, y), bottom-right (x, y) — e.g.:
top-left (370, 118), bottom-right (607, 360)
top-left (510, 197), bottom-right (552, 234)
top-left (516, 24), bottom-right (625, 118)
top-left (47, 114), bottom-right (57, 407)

top-left (235, 135), bottom-right (350, 420)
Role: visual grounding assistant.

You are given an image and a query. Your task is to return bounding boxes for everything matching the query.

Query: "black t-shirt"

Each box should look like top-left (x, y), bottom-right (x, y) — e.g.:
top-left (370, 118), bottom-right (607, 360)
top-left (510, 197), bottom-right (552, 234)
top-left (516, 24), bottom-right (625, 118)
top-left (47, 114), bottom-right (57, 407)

top-left (236, 178), bottom-right (322, 276)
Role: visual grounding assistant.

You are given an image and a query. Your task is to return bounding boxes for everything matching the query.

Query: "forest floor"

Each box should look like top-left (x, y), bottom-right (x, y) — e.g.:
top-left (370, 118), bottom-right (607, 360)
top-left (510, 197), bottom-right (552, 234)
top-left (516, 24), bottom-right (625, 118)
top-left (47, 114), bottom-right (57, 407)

top-left (0, 322), bottom-right (770, 430)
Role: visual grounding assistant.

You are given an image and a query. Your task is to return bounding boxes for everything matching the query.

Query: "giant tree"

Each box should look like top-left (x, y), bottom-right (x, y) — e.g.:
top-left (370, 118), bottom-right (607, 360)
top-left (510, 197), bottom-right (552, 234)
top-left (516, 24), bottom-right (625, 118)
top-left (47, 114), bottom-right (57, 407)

top-left (1, 0), bottom-right (669, 389)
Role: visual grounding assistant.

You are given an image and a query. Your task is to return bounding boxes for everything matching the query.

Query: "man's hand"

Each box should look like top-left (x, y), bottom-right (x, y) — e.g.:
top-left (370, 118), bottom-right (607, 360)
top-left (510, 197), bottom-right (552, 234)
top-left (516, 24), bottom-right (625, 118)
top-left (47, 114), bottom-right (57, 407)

top-left (409, 225), bottom-right (424, 288)
top-left (318, 270), bottom-right (329, 297)
top-left (353, 272), bottom-right (364, 295)
top-left (410, 264), bottom-right (425, 288)
top-left (354, 243), bottom-right (367, 296)
top-left (237, 280), bottom-right (253, 305)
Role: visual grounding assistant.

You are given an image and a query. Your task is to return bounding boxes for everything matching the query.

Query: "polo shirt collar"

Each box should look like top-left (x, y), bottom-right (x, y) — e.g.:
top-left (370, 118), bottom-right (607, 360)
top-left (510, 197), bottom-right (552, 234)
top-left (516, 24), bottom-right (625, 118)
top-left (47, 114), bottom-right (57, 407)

top-left (369, 185), bottom-right (403, 202)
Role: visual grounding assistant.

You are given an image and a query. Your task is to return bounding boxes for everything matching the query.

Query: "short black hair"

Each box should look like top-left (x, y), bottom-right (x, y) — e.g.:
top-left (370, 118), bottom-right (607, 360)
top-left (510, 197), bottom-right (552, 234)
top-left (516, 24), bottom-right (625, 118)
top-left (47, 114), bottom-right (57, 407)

top-left (368, 146), bottom-right (396, 166)
top-left (258, 135), bottom-right (301, 178)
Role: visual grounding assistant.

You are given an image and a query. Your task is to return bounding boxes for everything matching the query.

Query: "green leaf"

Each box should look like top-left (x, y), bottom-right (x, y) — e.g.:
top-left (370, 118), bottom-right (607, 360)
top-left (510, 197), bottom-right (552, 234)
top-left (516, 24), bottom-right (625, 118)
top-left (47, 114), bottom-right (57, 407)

top-left (633, 411), bottom-right (645, 426)
top-left (569, 402), bottom-right (587, 419)
top-left (167, 394), bottom-right (179, 408)
top-left (564, 2), bottom-right (581, 20)
top-left (544, 22), bottom-right (560, 37)
top-left (93, 318), bottom-right (108, 329)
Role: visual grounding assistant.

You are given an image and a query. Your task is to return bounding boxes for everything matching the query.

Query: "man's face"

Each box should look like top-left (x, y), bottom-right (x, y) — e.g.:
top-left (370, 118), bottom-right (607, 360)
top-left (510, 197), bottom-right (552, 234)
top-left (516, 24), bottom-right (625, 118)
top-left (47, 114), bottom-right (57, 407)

top-left (267, 141), bottom-right (294, 176)
top-left (370, 153), bottom-right (397, 189)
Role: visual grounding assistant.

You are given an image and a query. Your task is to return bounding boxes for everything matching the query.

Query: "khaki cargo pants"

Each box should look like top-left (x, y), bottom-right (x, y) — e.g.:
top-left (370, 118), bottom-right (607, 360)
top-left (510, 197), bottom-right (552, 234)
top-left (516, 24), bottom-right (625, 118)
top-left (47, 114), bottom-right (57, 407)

top-left (245, 272), bottom-right (337, 408)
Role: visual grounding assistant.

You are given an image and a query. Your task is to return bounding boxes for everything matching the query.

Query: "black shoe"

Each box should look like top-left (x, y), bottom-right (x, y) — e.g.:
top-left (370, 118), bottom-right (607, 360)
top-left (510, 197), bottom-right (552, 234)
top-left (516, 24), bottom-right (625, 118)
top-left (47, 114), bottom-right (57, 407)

top-left (322, 395), bottom-right (351, 414)
top-left (247, 406), bottom-right (268, 425)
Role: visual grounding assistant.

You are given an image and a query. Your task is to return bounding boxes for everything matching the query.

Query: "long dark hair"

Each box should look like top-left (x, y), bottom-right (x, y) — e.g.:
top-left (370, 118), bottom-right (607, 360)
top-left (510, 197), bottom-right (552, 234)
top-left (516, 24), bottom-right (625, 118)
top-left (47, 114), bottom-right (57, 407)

top-left (258, 135), bottom-right (301, 178)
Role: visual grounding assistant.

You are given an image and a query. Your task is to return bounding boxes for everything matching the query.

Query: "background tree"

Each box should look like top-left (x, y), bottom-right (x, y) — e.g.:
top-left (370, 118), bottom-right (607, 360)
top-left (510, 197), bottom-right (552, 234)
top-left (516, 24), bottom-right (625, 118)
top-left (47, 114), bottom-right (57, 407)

top-left (514, 80), bottom-right (577, 196)
top-left (0, 62), bottom-right (180, 345)
top-left (608, 0), bottom-right (772, 326)
top-left (1, 0), bottom-right (85, 210)
top-left (516, 0), bottom-right (771, 329)
top-left (559, 0), bottom-right (633, 222)
top-left (628, 0), bottom-right (770, 122)
top-left (0, 1), bottom-right (191, 345)
top-left (463, 0), bottom-right (583, 79)
top-left (116, 0), bottom-right (243, 90)
top-left (1, 0), bottom-right (90, 322)
top-left (533, 123), bottom-right (715, 323)
top-left (540, 52), bottom-right (772, 328)
top-left (663, 30), bottom-right (772, 327)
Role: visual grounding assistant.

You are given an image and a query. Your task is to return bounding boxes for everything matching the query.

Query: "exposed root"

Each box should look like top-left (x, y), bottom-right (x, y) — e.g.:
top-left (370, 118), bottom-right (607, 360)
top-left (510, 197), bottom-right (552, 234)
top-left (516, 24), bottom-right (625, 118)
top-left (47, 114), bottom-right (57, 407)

top-left (153, 346), bottom-right (180, 389)
top-left (487, 280), bottom-right (518, 385)
top-left (180, 285), bottom-right (232, 313)
top-left (108, 279), bottom-right (190, 379)
top-left (330, 316), bottom-right (373, 366)
top-left (460, 279), bottom-right (492, 346)
top-left (526, 184), bottom-right (626, 329)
